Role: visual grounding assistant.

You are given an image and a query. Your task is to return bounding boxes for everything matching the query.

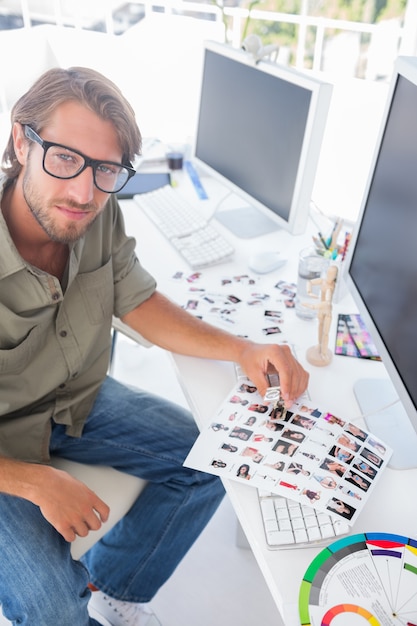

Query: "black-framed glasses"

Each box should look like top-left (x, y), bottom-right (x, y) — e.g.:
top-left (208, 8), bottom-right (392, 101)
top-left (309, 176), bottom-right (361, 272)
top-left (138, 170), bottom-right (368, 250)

top-left (24, 125), bottom-right (136, 194)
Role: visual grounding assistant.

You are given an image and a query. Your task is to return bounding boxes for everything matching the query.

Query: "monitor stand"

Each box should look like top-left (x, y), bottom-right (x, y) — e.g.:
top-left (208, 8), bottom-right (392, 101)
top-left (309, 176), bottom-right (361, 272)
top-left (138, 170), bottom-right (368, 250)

top-left (215, 206), bottom-right (280, 239)
top-left (354, 378), bottom-right (417, 470)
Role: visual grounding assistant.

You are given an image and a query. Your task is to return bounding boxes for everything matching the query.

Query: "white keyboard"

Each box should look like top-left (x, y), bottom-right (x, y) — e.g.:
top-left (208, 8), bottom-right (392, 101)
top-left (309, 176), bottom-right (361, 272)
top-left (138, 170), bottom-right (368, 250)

top-left (134, 185), bottom-right (235, 269)
top-left (258, 489), bottom-right (350, 549)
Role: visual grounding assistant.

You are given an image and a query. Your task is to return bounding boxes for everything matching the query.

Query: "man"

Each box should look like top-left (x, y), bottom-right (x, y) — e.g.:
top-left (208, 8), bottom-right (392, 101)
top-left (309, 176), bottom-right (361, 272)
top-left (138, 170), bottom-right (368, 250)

top-left (0, 66), bottom-right (308, 626)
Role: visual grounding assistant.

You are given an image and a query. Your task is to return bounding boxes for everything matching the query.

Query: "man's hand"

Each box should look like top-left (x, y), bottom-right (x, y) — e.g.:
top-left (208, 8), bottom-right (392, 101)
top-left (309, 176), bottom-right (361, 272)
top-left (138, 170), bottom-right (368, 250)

top-left (33, 466), bottom-right (110, 542)
top-left (238, 342), bottom-right (309, 405)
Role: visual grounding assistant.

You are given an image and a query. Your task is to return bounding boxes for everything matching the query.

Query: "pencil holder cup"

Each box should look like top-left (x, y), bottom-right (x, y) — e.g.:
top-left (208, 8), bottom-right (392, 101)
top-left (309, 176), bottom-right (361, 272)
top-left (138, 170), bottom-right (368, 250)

top-left (295, 247), bottom-right (330, 320)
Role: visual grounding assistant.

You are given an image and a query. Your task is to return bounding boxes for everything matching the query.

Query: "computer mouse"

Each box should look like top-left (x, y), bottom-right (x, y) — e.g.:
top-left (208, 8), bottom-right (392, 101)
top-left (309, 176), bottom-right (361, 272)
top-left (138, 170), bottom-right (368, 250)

top-left (248, 251), bottom-right (287, 274)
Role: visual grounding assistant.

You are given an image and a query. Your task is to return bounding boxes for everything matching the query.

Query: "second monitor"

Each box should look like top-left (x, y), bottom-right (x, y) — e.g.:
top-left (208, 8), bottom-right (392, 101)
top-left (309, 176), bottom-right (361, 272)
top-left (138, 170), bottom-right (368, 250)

top-left (193, 41), bottom-right (333, 238)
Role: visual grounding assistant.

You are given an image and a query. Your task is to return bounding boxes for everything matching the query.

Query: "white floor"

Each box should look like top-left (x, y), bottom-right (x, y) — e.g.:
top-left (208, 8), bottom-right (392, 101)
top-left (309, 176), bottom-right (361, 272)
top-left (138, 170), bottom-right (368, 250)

top-left (111, 334), bottom-right (284, 626)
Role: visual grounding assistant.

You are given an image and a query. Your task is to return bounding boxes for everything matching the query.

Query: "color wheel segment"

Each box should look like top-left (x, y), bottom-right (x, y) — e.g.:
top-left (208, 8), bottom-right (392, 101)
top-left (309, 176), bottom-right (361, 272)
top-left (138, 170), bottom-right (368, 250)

top-left (321, 604), bottom-right (379, 625)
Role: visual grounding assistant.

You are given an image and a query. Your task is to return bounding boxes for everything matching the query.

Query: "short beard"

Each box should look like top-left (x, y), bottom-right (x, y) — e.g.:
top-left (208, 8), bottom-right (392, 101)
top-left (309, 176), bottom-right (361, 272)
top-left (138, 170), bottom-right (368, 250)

top-left (22, 169), bottom-right (99, 244)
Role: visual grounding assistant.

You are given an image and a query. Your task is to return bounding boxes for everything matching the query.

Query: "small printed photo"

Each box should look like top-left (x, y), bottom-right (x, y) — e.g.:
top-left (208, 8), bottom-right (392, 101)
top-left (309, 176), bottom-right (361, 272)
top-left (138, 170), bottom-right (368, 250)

top-left (329, 445), bottom-right (355, 465)
top-left (323, 412), bottom-right (346, 427)
top-left (281, 428), bottom-right (306, 443)
top-left (227, 294), bottom-right (241, 304)
top-left (233, 274), bottom-right (256, 285)
top-left (248, 403), bottom-right (269, 414)
top-left (336, 433), bottom-right (361, 453)
top-left (251, 433), bottom-right (274, 443)
top-left (244, 415), bottom-right (257, 427)
top-left (312, 474), bottom-right (338, 490)
top-left (185, 299), bottom-right (199, 310)
top-left (338, 484), bottom-right (363, 501)
top-left (298, 450), bottom-right (321, 462)
top-left (263, 460), bottom-right (285, 472)
top-left (344, 470), bottom-right (371, 492)
top-left (360, 447), bottom-right (383, 467)
top-left (286, 462), bottom-right (310, 477)
top-left (256, 474), bottom-right (277, 487)
top-left (281, 288), bottom-right (296, 298)
top-left (264, 309), bottom-right (282, 318)
top-left (262, 326), bottom-right (282, 335)
top-left (301, 488), bottom-right (321, 503)
top-left (344, 423), bottom-right (368, 441)
top-left (210, 459), bottom-right (227, 468)
top-left (241, 447), bottom-right (264, 463)
top-left (275, 280), bottom-right (297, 291)
top-left (251, 292), bottom-right (270, 300)
top-left (319, 458), bottom-right (346, 477)
top-left (367, 437), bottom-right (387, 456)
top-left (299, 405), bottom-right (322, 418)
top-left (290, 414), bottom-right (316, 430)
top-left (352, 459), bottom-right (377, 479)
top-left (210, 423), bottom-right (230, 433)
top-left (228, 395), bottom-right (249, 406)
top-left (171, 271), bottom-right (184, 280)
top-left (326, 497), bottom-right (355, 520)
top-left (247, 299), bottom-right (264, 307)
top-left (269, 405), bottom-right (288, 421)
top-left (272, 439), bottom-right (299, 457)
top-left (236, 463), bottom-right (251, 480)
top-left (278, 479), bottom-right (299, 492)
top-left (261, 420), bottom-right (284, 433)
top-left (186, 272), bottom-right (202, 283)
top-left (238, 383), bottom-right (257, 394)
top-left (220, 443), bottom-right (238, 453)
top-left (308, 437), bottom-right (328, 448)
top-left (284, 299), bottom-right (295, 308)
top-left (229, 426), bottom-right (253, 441)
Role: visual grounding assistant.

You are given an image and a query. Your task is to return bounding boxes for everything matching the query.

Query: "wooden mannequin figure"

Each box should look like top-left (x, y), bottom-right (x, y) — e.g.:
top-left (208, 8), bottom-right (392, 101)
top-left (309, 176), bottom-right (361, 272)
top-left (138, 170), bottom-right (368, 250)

top-left (304, 264), bottom-right (338, 367)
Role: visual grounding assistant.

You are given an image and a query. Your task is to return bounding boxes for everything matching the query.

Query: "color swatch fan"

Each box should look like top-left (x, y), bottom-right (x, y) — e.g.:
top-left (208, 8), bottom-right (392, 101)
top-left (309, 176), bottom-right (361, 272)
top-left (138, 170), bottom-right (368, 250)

top-left (299, 532), bottom-right (417, 625)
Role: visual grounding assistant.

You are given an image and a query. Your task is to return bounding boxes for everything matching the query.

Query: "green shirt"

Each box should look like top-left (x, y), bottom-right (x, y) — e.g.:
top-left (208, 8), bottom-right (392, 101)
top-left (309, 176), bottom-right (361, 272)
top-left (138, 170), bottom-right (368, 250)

top-left (0, 182), bottom-right (156, 462)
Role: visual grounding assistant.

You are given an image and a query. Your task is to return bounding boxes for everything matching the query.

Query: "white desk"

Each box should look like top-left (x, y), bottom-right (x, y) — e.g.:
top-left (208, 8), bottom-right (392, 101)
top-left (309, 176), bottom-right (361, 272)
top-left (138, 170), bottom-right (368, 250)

top-left (120, 175), bottom-right (417, 625)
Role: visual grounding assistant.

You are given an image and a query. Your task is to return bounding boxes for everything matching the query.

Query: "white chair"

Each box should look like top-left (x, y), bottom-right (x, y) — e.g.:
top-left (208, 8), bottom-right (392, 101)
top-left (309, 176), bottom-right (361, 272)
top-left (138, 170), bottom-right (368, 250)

top-left (0, 460), bottom-right (146, 626)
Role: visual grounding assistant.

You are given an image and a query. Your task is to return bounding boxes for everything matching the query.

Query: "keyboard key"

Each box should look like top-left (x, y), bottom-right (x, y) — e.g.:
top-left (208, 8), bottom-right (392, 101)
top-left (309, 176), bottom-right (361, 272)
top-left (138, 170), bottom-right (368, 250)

top-left (294, 529), bottom-right (309, 543)
top-left (266, 530), bottom-right (295, 546)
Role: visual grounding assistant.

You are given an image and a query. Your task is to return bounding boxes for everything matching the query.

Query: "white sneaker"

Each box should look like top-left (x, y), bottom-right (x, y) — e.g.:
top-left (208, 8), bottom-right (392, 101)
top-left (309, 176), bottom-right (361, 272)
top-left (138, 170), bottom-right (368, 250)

top-left (88, 589), bottom-right (162, 626)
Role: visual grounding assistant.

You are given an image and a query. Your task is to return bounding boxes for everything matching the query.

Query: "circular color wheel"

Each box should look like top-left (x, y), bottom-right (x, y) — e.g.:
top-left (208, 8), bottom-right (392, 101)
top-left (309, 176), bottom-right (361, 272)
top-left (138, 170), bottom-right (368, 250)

top-left (299, 532), bottom-right (417, 626)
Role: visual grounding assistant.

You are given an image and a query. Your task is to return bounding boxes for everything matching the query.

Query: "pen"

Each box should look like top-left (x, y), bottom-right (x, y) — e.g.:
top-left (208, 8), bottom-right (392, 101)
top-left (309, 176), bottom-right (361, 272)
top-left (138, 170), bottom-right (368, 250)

top-left (340, 232), bottom-right (351, 261)
top-left (318, 231), bottom-right (329, 249)
top-left (330, 218), bottom-right (343, 249)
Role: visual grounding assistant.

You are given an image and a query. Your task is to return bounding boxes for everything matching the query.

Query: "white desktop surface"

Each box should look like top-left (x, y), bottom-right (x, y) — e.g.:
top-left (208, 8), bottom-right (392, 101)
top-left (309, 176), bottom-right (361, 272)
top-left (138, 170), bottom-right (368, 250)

top-left (119, 172), bottom-right (417, 625)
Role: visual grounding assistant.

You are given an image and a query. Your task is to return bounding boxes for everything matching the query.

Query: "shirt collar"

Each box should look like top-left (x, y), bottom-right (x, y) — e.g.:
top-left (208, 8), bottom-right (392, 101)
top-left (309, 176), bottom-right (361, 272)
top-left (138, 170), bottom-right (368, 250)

top-left (0, 176), bottom-right (26, 279)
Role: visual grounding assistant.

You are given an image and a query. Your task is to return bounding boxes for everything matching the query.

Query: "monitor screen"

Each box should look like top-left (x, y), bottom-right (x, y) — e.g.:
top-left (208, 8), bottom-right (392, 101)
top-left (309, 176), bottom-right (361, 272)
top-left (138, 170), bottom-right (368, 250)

top-left (193, 41), bottom-right (332, 238)
top-left (346, 56), bottom-right (417, 469)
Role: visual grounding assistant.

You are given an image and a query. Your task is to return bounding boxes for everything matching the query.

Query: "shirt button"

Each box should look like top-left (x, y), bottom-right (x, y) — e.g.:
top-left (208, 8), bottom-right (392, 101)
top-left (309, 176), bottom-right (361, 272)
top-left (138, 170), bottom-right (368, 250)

top-left (59, 383), bottom-right (66, 389)
top-left (59, 330), bottom-right (67, 338)
top-left (52, 292), bottom-right (60, 301)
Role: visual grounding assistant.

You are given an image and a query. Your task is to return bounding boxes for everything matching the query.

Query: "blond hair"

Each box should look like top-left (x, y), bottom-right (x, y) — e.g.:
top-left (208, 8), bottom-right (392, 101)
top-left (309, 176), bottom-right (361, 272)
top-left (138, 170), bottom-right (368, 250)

top-left (1, 66), bottom-right (141, 180)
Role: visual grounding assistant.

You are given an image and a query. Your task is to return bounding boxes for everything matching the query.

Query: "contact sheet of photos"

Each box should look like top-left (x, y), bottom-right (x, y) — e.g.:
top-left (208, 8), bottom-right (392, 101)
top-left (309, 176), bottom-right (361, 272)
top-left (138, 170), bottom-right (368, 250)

top-left (184, 377), bottom-right (392, 526)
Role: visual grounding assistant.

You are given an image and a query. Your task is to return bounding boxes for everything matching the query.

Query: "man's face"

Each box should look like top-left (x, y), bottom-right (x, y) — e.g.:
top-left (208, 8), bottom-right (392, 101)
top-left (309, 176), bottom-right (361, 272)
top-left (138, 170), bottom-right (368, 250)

top-left (15, 100), bottom-right (124, 244)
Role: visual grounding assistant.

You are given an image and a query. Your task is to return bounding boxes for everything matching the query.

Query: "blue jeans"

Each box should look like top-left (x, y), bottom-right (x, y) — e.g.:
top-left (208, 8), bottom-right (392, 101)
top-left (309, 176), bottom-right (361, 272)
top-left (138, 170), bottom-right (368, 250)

top-left (0, 376), bottom-right (224, 625)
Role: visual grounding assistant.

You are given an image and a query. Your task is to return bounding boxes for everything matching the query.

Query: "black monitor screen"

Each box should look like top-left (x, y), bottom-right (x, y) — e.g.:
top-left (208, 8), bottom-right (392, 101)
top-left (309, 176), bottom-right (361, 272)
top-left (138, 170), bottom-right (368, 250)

top-left (349, 74), bottom-right (417, 411)
top-left (194, 48), bottom-right (312, 224)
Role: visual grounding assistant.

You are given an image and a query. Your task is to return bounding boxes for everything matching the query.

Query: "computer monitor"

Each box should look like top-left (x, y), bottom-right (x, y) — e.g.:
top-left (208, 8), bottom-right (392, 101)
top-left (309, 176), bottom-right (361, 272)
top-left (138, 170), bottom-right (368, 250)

top-left (192, 41), bottom-right (332, 238)
top-left (345, 56), bottom-right (417, 470)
